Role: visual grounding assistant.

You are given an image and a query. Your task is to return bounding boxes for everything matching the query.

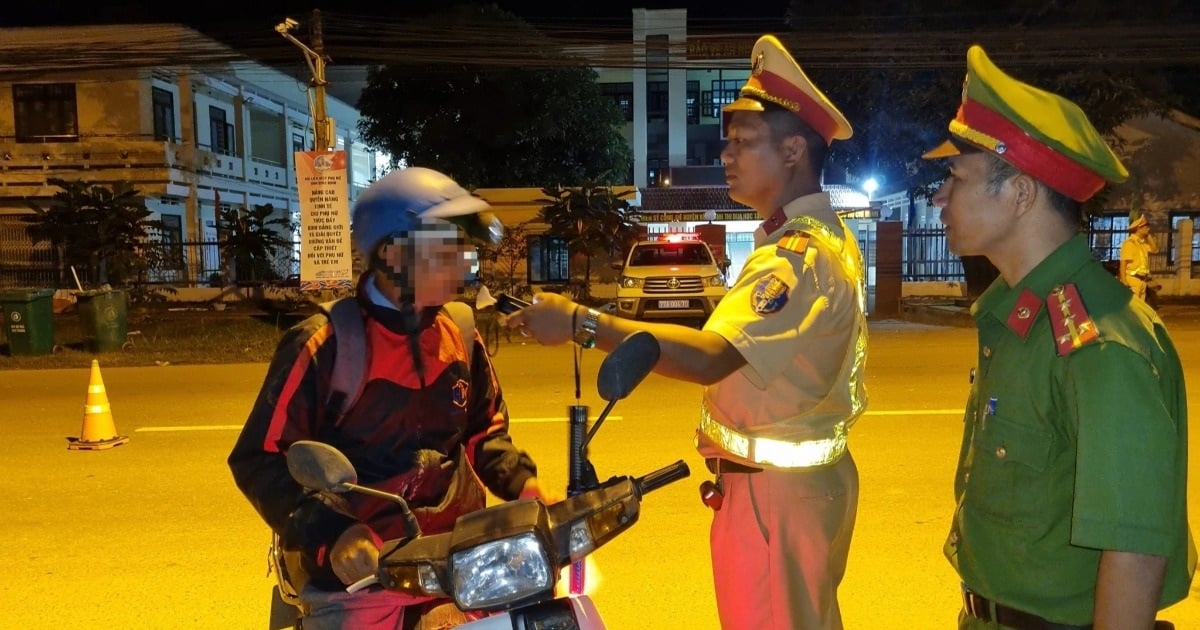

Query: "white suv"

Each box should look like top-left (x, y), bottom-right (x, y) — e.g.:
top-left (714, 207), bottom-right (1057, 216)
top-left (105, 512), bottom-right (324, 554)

top-left (613, 234), bottom-right (727, 323)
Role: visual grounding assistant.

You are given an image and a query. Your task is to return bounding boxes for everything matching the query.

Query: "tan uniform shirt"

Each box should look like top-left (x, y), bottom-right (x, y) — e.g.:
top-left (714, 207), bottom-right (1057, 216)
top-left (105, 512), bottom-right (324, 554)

top-left (1120, 235), bottom-right (1154, 282)
top-left (697, 193), bottom-right (868, 467)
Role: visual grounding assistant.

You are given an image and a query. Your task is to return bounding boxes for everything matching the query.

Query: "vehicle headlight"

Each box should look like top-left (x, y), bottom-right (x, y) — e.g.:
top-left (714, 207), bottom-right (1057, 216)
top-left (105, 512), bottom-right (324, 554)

top-left (704, 274), bottom-right (726, 287)
top-left (450, 532), bottom-right (552, 609)
top-left (620, 276), bottom-right (643, 289)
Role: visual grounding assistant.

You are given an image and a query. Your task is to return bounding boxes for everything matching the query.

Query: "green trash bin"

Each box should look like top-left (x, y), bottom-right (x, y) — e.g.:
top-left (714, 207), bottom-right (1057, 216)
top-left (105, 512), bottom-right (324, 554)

top-left (0, 288), bottom-right (56, 356)
top-left (77, 289), bottom-right (128, 353)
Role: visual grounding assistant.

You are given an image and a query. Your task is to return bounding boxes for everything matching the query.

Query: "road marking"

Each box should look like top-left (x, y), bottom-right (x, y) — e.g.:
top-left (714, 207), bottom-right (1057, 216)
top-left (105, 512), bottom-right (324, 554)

top-left (136, 425), bottom-right (245, 432)
top-left (134, 416), bottom-right (628, 432)
top-left (863, 409), bottom-right (963, 416)
top-left (512, 415), bottom-right (623, 424)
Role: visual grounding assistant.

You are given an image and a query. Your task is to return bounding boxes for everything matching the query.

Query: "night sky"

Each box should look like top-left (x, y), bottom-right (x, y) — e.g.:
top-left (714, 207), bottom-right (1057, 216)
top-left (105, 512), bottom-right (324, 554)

top-left (3, 1), bottom-right (792, 27)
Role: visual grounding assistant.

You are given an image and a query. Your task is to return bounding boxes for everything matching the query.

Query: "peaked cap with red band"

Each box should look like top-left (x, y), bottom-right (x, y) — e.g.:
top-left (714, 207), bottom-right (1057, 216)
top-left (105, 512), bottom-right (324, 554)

top-left (923, 45), bottom-right (1128, 202)
top-left (722, 35), bottom-right (853, 145)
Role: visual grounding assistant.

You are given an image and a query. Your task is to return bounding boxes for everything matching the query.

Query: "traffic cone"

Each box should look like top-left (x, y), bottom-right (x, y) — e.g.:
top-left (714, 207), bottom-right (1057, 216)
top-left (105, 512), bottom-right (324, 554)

top-left (67, 360), bottom-right (129, 451)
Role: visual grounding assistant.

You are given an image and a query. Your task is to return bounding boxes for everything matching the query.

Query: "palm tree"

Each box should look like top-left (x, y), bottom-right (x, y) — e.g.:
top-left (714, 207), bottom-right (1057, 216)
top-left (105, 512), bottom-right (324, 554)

top-left (217, 204), bottom-right (295, 285)
top-left (25, 178), bottom-right (160, 288)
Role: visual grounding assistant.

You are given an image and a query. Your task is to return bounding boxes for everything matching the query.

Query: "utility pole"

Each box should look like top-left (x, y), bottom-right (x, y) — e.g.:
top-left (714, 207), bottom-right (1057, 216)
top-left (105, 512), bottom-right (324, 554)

top-left (276, 10), bottom-right (333, 151)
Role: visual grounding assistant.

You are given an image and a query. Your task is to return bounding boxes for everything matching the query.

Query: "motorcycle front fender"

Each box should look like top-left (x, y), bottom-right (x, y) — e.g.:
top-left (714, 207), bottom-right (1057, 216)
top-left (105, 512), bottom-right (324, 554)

top-left (458, 595), bottom-right (605, 630)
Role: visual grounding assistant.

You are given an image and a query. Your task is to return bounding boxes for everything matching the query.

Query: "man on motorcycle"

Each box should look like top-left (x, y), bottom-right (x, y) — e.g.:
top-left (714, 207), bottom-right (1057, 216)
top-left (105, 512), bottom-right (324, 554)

top-left (229, 167), bottom-right (552, 629)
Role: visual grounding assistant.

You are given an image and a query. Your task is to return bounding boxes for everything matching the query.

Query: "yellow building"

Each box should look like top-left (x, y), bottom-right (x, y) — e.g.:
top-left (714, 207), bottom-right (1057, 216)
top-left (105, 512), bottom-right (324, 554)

top-left (0, 23), bottom-right (379, 287)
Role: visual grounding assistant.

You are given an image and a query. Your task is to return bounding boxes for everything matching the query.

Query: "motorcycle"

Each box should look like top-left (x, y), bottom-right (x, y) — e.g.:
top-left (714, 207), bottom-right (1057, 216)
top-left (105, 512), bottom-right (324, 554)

top-left (282, 329), bottom-right (690, 629)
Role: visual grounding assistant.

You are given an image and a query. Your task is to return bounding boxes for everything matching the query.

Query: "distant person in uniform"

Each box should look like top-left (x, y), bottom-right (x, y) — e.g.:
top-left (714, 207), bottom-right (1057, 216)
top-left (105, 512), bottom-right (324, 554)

top-left (507, 34), bottom-right (868, 629)
top-left (1121, 214), bottom-right (1158, 303)
top-left (924, 45), bottom-right (1195, 629)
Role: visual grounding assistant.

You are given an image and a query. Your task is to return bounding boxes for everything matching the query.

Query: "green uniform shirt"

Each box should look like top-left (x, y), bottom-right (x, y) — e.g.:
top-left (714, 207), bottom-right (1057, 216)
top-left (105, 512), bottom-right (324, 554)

top-left (946, 234), bottom-right (1195, 625)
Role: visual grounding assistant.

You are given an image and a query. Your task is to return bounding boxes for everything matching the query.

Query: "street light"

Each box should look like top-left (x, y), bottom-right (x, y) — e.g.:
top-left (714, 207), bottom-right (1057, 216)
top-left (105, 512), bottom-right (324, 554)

top-left (863, 177), bottom-right (879, 198)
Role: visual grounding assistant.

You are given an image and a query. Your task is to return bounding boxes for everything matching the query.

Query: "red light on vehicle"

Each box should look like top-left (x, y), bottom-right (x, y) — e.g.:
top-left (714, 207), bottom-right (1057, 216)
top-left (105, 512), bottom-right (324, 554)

top-left (651, 233), bottom-right (700, 243)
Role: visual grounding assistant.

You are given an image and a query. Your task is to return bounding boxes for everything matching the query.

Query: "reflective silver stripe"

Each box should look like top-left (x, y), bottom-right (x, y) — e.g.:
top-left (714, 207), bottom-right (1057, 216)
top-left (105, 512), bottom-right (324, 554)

top-left (700, 404), bottom-right (848, 469)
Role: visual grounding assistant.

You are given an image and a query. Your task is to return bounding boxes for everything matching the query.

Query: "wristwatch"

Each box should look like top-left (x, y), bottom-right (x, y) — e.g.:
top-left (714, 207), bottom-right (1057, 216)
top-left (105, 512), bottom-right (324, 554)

top-left (573, 308), bottom-right (601, 349)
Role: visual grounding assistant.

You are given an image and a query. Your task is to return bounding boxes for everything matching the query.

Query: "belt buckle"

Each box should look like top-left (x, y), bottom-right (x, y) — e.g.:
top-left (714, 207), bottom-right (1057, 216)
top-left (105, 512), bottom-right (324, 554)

top-left (962, 588), bottom-right (991, 622)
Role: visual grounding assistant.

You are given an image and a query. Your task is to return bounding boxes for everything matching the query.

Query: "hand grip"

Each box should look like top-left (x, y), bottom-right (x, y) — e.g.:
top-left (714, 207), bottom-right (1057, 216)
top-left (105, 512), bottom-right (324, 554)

top-left (636, 460), bottom-right (691, 495)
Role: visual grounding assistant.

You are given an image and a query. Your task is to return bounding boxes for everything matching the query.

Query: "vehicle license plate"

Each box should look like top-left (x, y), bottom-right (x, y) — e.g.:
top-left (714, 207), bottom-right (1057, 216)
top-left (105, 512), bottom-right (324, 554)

top-left (658, 300), bottom-right (689, 309)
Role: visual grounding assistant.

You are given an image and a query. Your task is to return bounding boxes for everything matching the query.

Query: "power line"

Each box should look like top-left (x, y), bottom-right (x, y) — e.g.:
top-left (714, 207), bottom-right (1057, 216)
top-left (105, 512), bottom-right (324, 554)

top-left (2, 17), bottom-right (1199, 82)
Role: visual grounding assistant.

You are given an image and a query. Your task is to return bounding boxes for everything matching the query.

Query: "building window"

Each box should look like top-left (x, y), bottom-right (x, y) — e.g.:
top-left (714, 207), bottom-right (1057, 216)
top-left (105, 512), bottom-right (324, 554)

top-left (209, 105), bottom-right (235, 156)
top-left (13, 83), bottom-right (78, 142)
top-left (647, 157), bottom-right (670, 187)
top-left (158, 213), bottom-right (185, 270)
top-left (1169, 212), bottom-right (1200, 267)
top-left (527, 235), bottom-right (570, 284)
top-left (709, 79), bottom-right (740, 118)
top-left (686, 80), bottom-right (699, 125)
top-left (602, 83), bottom-right (633, 122)
top-left (152, 87), bottom-right (176, 142)
top-left (647, 81), bottom-right (669, 122)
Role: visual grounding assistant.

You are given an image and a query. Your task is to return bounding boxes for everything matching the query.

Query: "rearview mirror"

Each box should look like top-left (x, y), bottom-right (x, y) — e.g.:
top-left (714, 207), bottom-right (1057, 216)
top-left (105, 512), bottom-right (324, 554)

top-left (287, 440), bottom-right (358, 492)
top-left (597, 331), bottom-right (660, 401)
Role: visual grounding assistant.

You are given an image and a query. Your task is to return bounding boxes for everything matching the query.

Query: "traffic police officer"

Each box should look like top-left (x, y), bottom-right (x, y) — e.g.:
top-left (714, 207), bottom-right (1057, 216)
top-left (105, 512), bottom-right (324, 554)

top-left (1120, 214), bottom-right (1157, 302)
top-left (924, 45), bottom-right (1195, 629)
top-left (509, 34), bottom-right (868, 629)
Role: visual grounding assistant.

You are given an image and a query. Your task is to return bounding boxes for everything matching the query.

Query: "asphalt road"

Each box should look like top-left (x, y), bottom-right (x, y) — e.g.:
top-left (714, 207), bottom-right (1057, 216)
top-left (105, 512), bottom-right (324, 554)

top-left (2, 313), bottom-right (1199, 629)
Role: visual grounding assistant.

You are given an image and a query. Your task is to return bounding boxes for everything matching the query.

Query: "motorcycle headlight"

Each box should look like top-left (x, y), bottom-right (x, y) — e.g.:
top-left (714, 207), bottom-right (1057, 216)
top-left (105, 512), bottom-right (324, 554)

top-left (620, 276), bottom-right (643, 289)
top-left (450, 532), bottom-right (552, 609)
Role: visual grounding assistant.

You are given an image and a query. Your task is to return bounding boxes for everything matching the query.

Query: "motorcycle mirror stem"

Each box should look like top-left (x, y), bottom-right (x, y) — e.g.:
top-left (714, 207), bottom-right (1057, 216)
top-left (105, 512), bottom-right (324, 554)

top-left (286, 440), bottom-right (421, 541)
top-left (582, 331), bottom-right (661, 451)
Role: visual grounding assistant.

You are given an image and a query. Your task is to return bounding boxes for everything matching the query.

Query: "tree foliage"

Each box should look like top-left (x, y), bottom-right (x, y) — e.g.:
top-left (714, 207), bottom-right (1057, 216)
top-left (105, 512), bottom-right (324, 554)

top-left (477, 220), bottom-right (531, 298)
top-left (217, 204), bottom-right (295, 285)
top-left (786, 0), bottom-right (1197, 203)
top-left (25, 178), bottom-right (161, 289)
top-left (784, 1), bottom-right (1196, 297)
top-left (538, 184), bottom-right (638, 301)
top-left (356, 4), bottom-right (632, 189)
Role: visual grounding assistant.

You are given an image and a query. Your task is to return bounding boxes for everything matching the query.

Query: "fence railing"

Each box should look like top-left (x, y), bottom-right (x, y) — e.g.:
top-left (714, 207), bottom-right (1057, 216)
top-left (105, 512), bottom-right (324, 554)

top-left (901, 225), bottom-right (964, 281)
top-left (0, 220), bottom-right (1190, 289)
top-left (0, 235), bottom-right (300, 290)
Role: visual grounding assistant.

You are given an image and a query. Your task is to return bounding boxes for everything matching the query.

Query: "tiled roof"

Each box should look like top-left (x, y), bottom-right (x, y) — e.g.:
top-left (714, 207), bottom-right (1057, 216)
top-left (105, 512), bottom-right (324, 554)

top-left (638, 187), bottom-right (749, 212)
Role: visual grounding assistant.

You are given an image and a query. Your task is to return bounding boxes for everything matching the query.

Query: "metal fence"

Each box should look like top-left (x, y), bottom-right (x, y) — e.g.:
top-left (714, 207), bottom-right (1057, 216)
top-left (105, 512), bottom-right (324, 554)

top-left (0, 225), bottom-right (300, 289)
top-left (0, 220), bottom-right (56, 288)
top-left (138, 240), bottom-right (301, 287)
top-left (0, 218), bottom-right (1191, 289)
top-left (896, 220), bottom-right (1186, 282)
top-left (901, 224), bottom-right (964, 281)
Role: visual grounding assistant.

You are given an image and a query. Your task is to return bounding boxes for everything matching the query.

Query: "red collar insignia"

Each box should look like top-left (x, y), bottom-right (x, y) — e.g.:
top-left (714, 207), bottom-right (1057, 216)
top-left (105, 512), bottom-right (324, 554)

top-left (1005, 288), bottom-right (1042, 338)
top-left (761, 207), bottom-right (788, 237)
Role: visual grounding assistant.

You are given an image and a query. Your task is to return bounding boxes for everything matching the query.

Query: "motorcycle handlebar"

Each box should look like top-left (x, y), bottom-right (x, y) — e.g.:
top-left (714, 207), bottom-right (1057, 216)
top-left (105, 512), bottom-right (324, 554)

top-left (635, 460), bottom-right (691, 496)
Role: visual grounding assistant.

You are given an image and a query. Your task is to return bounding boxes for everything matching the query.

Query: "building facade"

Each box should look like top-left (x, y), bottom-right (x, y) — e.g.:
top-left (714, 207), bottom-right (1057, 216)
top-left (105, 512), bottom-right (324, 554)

top-left (0, 24), bottom-right (380, 287)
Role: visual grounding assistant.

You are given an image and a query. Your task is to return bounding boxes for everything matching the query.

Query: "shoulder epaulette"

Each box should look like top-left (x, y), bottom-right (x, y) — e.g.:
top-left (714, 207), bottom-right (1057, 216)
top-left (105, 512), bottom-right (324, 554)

top-left (777, 230), bottom-right (811, 256)
top-left (1046, 284), bottom-right (1099, 356)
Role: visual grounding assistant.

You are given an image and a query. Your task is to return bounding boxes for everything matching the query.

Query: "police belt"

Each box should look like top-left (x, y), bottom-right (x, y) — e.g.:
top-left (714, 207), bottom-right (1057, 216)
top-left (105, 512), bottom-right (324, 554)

top-left (962, 587), bottom-right (1091, 630)
top-left (699, 403), bottom-right (848, 469)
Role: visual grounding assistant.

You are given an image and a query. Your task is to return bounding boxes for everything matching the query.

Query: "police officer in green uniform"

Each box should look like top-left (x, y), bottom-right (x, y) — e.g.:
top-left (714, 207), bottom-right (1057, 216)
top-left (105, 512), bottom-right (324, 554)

top-left (923, 45), bottom-right (1195, 629)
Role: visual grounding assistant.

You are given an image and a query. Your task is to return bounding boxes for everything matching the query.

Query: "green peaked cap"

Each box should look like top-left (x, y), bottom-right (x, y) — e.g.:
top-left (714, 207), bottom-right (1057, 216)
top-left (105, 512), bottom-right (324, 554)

top-left (926, 45), bottom-right (1129, 201)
